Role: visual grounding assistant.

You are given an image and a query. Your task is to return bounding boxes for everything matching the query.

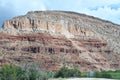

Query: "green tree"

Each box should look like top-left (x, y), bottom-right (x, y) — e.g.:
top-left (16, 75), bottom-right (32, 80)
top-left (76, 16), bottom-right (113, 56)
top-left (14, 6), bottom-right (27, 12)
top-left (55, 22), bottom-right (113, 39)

top-left (54, 67), bottom-right (81, 78)
top-left (0, 64), bottom-right (55, 80)
top-left (0, 64), bottom-right (26, 80)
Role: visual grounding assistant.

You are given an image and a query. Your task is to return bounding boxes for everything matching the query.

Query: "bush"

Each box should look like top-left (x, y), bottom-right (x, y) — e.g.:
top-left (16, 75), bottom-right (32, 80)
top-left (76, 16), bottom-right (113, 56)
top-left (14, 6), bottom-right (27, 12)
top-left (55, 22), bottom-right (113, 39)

top-left (115, 70), bottom-right (120, 73)
top-left (54, 67), bottom-right (81, 78)
top-left (94, 71), bottom-right (112, 78)
top-left (0, 64), bottom-right (26, 80)
top-left (0, 64), bottom-right (55, 80)
top-left (22, 64), bottom-right (54, 80)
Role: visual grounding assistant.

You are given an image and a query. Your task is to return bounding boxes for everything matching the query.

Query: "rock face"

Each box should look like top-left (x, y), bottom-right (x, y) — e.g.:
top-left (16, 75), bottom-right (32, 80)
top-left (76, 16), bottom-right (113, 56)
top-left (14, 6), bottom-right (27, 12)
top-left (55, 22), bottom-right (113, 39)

top-left (0, 11), bottom-right (120, 72)
top-left (3, 11), bottom-right (95, 37)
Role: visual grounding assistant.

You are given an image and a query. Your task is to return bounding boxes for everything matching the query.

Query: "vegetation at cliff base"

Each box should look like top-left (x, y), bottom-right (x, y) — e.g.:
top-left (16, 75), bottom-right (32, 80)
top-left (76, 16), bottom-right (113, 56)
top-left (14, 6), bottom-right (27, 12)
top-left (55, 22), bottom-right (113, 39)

top-left (0, 64), bottom-right (54, 80)
top-left (0, 64), bottom-right (120, 80)
top-left (54, 67), bottom-right (81, 78)
top-left (94, 70), bottom-right (120, 79)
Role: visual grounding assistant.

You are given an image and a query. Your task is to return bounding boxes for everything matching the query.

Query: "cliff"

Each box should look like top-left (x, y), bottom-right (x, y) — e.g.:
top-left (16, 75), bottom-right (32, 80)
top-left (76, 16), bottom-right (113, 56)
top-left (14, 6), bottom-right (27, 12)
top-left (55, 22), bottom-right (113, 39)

top-left (0, 11), bottom-right (120, 71)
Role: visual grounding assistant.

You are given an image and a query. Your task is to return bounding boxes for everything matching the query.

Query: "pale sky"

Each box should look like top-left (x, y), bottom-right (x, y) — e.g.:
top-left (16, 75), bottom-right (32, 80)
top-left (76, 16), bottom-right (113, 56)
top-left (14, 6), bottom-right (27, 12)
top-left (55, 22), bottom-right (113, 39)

top-left (0, 0), bottom-right (120, 26)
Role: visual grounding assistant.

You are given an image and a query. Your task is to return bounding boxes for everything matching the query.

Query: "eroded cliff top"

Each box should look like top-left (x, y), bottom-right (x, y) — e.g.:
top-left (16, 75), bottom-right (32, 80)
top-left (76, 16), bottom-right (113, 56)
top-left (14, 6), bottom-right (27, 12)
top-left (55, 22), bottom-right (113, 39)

top-left (2, 11), bottom-right (120, 37)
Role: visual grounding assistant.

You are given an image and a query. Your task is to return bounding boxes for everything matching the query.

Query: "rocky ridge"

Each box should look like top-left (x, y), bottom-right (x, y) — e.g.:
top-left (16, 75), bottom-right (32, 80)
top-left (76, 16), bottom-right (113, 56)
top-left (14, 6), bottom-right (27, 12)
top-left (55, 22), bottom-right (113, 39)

top-left (0, 11), bottom-right (120, 71)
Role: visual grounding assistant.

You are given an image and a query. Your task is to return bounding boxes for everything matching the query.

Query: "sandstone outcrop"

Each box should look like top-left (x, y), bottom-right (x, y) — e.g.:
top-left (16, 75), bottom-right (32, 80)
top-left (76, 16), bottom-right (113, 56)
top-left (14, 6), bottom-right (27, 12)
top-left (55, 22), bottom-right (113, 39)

top-left (0, 11), bottom-right (120, 72)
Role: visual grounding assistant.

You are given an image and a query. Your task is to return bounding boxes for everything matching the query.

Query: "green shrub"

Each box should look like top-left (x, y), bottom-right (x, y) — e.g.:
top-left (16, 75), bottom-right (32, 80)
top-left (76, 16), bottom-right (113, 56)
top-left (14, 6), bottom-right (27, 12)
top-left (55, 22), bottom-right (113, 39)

top-left (22, 64), bottom-right (54, 80)
top-left (115, 70), bottom-right (120, 72)
top-left (0, 64), bottom-right (55, 80)
top-left (0, 64), bottom-right (26, 80)
top-left (94, 71), bottom-right (112, 78)
top-left (54, 67), bottom-right (81, 78)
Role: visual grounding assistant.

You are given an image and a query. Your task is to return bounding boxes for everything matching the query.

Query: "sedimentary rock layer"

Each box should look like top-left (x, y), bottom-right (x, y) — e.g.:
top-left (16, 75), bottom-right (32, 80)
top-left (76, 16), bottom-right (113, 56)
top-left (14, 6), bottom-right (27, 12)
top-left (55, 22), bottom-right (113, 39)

top-left (0, 11), bottom-right (120, 71)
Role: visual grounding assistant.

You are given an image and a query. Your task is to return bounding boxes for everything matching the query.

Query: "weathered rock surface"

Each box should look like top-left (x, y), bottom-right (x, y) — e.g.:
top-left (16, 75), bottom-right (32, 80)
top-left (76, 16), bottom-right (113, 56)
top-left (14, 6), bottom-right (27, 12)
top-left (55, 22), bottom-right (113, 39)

top-left (0, 11), bottom-right (120, 72)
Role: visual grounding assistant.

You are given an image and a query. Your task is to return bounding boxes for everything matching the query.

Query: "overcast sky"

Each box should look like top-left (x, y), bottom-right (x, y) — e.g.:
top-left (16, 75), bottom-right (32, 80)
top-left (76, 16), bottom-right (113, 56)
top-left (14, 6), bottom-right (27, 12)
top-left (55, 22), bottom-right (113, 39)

top-left (0, 0), bottom-right (120, 26)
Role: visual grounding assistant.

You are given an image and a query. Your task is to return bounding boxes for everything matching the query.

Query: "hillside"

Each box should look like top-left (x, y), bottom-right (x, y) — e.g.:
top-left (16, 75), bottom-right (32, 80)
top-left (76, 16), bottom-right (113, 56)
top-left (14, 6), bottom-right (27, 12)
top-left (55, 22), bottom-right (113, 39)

top-left (0, 11), bottom-right (120, 72)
